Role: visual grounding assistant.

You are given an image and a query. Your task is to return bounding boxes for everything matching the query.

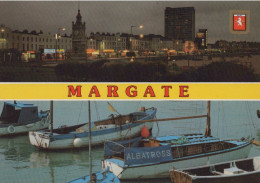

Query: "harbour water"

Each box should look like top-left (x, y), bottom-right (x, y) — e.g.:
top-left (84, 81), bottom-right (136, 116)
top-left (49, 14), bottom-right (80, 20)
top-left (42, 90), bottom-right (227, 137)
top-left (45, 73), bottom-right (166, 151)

top-left (0, 101), bottom-right (260, 183)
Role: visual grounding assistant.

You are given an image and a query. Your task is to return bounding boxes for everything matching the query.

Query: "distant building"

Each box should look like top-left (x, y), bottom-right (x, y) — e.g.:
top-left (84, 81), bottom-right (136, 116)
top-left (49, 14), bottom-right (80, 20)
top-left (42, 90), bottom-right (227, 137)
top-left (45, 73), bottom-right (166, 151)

top-left (164, 7), bottom-right (195, 41)
top-left (195, 29), bottom-right (208, 49)
top-left (71, 9), bottom-right (87, 59)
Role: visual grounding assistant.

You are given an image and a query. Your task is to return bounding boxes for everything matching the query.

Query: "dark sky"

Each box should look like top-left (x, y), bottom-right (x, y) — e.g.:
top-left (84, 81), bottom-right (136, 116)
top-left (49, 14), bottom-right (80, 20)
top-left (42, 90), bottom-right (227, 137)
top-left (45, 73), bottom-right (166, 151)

top-left (0, 1), bottom-right (259, 43)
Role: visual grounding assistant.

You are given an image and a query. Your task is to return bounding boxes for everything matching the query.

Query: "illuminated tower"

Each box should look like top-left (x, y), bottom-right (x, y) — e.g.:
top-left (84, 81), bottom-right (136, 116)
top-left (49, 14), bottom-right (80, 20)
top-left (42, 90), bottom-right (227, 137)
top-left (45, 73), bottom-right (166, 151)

top-left (71, 9), bottom-right (87, 60)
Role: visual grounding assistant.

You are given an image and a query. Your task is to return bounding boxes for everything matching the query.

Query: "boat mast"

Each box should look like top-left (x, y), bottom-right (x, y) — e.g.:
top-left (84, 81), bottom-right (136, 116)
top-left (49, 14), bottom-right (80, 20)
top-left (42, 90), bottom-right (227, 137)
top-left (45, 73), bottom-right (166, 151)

top-left (50, 100), bottom-right (53, 135)
top-left (88, 101), bottom-right (93, 182)
top-left (205, 101), bottom-right (211, 137)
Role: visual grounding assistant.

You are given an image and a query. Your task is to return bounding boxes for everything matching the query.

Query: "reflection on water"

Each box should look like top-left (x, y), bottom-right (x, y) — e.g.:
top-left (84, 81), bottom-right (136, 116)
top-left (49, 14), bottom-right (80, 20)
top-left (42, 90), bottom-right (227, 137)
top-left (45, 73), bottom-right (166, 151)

top-left (0, 101), bottom-right (259, 183)
top-left (0, 136), bottom-right (33, 162)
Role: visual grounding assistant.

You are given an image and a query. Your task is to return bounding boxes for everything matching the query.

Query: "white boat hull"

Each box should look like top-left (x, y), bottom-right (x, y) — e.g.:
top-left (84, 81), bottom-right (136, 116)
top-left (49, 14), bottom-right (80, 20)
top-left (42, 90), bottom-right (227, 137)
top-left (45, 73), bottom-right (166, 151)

top-left (102, 143), bottom-right (252, 180)
top-left (29, 122), bottom-right (153, 149)
top-left (0, 119), bottom-right (50, 136)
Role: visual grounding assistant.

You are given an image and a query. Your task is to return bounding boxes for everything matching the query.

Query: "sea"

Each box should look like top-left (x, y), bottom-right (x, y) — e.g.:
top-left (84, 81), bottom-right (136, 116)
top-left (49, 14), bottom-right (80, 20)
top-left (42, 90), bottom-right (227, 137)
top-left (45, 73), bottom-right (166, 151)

top-left (0, 101), bottom-right (260, 183)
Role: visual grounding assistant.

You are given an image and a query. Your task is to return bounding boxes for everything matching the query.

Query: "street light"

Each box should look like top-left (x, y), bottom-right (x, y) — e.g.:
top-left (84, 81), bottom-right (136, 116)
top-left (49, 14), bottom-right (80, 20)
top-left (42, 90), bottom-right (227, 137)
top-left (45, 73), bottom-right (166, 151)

top-left (130, 25), bottom-right (143, 51)
top-left (56, 27), bottom-right (66, 62)
top-left (0, 28), bottom-right (5, 51)
top-left (130, 24), bottom-right (143, 36)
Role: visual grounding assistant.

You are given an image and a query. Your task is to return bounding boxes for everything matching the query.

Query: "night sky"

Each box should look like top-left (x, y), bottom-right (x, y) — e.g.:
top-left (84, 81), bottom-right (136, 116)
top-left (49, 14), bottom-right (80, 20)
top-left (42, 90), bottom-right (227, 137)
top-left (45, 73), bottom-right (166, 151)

top-left (0, 1), bottom-right (259, 43)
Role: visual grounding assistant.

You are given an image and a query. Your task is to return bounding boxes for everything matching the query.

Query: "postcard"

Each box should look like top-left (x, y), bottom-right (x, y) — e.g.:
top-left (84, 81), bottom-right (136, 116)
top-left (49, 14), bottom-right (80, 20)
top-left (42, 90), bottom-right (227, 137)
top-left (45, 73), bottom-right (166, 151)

top-left (0, 1), bottom-right (259, 82)
top-left (0, 1), bottom-right (260, 183)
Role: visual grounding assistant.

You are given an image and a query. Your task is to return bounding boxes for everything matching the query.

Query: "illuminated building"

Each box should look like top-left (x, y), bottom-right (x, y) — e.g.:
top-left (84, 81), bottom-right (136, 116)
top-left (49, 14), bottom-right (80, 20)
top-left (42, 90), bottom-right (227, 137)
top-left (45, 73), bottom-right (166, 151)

top-left (0, 24), bottom-right (72, 52)
top-left (195, 29), bottom-right (208, 49)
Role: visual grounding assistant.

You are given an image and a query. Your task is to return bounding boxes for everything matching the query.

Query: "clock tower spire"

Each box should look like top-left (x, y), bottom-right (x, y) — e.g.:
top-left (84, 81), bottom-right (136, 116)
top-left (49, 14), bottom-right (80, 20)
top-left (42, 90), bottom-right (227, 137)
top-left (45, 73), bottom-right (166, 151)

top-left (76, 9), bottom-right (82, 23)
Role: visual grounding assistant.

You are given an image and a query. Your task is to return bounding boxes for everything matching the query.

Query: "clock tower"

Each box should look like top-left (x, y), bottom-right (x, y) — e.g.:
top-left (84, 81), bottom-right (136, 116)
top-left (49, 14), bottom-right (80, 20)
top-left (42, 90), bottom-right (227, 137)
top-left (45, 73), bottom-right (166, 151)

top-left (71, 9), bottom-right (87, 60)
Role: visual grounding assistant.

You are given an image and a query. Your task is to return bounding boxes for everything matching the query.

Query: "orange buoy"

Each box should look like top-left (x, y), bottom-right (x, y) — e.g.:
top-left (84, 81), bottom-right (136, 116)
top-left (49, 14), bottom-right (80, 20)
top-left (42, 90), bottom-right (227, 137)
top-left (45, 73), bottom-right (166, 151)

top-left (141, 125), bottom-right (150, 138)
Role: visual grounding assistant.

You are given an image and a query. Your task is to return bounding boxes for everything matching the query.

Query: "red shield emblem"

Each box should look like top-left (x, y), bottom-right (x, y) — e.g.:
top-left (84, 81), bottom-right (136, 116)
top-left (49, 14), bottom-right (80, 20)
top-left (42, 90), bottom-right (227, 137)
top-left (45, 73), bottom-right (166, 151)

top-left (233, 14), bottom-right (246, 31)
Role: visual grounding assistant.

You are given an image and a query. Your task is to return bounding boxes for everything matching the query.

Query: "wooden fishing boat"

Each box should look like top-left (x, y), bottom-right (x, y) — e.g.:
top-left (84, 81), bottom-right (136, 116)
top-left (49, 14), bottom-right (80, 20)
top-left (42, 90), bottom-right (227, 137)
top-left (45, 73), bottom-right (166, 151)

top-left (0, 102), bottom-right (50, 136)
top-left (29, 105), bottom-right (156, 150)
top-left (169, 156), bottom-right (260, 183)
top-left (102, 135), bottom-right (252, 180)
top-left (102, 101), bottom-right (253, 180)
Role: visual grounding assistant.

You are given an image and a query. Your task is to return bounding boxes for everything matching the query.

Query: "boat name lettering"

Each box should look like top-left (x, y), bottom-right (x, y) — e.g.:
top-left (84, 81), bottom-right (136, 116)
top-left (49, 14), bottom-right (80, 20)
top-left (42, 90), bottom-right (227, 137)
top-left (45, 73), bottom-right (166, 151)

top-left (125, 145), bottom-right (173, 165)
top-left (127, 149), bottom-right (171, 160)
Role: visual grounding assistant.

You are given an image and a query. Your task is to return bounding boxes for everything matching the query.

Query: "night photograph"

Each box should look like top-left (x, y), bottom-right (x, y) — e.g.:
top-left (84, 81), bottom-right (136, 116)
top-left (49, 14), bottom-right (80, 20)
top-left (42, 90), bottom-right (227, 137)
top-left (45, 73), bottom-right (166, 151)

top-left (0, 1), bottom-right (260, 82)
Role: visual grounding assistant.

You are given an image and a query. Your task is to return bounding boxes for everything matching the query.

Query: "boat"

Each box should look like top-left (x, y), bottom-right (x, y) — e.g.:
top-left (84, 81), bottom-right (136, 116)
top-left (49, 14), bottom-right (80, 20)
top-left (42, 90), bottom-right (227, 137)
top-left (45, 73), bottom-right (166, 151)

top-left (68, 168), bottom-right (120, 183)
top-left (0, 101), bottom-right (50, 136)
top-left (102, 101), bottom-right (253, 180)
top-left (69, 101), bottom-right (120, 183)
top-left (169, 156), bottom-right (260, 183)
top-left (29, 103), bottom-right (157, 149)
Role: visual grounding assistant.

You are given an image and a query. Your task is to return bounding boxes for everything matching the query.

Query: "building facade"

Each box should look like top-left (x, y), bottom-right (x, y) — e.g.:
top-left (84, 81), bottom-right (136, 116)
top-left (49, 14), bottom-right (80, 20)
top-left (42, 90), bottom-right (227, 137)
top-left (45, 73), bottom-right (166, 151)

top-left (0, 24), bottom-right (72, 52)
top-left (92, 32), bottom-right (128, 51)
top-left (85, 32), bottom-right (185, 56)
top-left (165, 7), bottom-right (195, 41)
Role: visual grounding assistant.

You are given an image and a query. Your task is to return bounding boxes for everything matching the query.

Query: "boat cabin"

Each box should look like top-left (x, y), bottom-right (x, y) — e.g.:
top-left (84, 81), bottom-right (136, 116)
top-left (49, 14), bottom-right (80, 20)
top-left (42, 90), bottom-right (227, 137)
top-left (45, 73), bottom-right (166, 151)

top-left (145, 134), bottom-right (238, 158)
top-left (0, 102), bottom-right (40, 124)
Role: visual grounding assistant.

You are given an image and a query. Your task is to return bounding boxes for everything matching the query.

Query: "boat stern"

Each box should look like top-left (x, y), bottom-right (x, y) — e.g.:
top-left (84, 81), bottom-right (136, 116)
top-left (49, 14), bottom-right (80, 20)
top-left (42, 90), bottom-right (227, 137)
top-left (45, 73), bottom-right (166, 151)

top-left (29, 131), bottom-right (51, 149)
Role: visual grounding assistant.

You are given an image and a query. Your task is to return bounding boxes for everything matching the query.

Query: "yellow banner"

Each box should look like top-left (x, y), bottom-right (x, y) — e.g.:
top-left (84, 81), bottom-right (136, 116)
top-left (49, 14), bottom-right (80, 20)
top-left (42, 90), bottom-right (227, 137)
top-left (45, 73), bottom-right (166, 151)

top-left (0, 83), bottom-right (259, 100)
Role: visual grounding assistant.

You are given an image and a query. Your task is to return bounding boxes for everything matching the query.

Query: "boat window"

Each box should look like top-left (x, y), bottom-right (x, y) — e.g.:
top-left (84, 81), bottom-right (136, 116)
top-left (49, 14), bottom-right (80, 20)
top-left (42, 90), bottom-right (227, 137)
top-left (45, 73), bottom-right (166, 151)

top-left (204, 144), bottom-right (212, 152)
top-left (172, 147), bottom-right (182, 158)
top-left (0, 106), bottom-right (21, 123)
top-left (186, 145), bottom-right (203, 155)
top-left (202, 142), bottom-right (226, 153)
top-left (173, 143), bottom-right (225, 158)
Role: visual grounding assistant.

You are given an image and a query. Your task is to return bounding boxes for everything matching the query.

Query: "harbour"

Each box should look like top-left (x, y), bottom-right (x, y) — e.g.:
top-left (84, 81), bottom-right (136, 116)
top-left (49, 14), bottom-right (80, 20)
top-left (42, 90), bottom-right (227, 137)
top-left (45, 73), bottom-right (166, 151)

top-left (0, 101), bottom-right (259, 183)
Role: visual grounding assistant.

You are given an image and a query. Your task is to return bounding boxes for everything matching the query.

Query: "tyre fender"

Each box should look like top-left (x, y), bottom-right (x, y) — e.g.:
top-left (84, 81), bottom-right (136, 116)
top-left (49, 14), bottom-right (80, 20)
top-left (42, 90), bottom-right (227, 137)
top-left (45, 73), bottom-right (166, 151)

top-left (7, 125), bottom-right (15, 133)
